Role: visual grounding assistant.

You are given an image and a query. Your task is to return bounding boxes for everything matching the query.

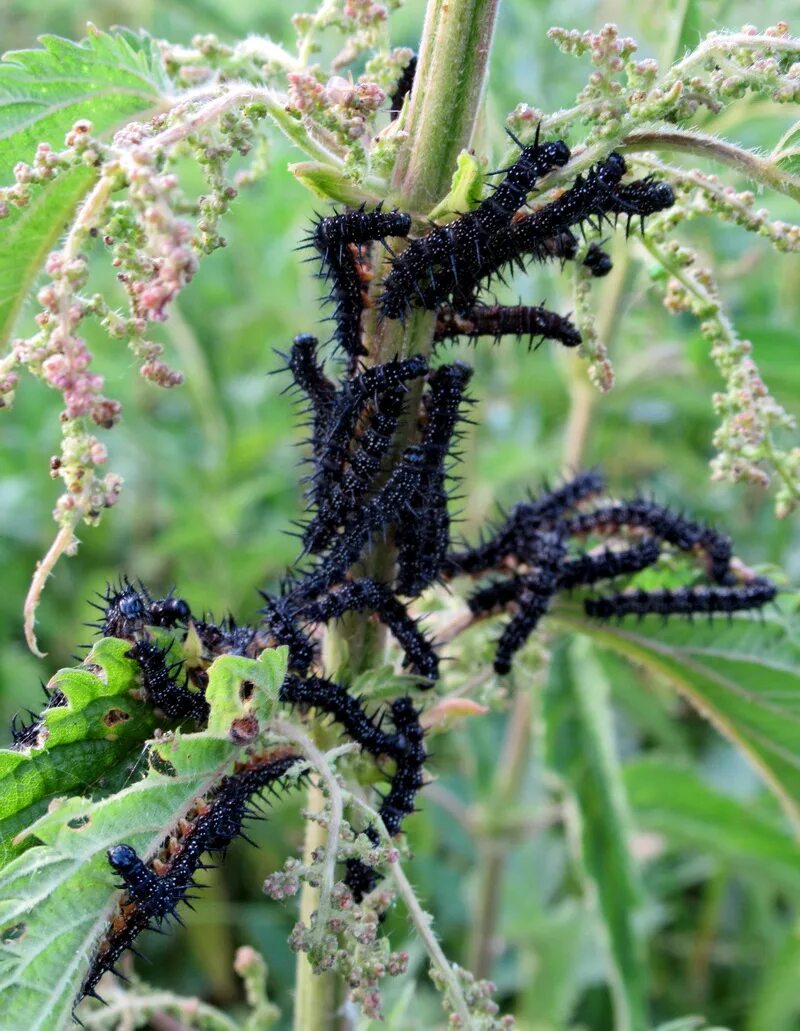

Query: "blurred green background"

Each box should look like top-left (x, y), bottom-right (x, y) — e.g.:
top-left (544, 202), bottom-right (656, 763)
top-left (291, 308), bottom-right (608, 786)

top-left (1, 0), bottom-right (799, 1028)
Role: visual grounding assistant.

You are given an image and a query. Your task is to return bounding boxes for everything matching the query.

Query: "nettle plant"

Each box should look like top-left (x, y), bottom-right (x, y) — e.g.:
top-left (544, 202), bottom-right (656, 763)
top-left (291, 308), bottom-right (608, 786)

top-left (1, 4), bottom-right (799, 1030)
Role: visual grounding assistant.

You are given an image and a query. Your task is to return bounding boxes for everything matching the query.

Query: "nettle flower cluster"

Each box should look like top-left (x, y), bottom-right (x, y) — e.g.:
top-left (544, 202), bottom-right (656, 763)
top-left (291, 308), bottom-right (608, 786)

top-left (8, 104), bottom-right (780, 1022)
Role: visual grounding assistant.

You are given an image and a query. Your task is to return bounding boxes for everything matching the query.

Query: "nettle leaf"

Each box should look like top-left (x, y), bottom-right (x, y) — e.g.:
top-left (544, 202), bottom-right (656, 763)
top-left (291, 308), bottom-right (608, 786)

top-left (0, 27), bottom-right (169, 167)
top-left (0, 734), bottom-right (234, 1031)
top-left (773, 119), bottom-right (800, 176)
top-left (0, 164), bottom-right (95, 344)
top-left (0, 637), bottom-right (159, 869)
top-left (545, 637), bottom-right (648, 1031)
top-left (0, 26), bottom-right (170, 342)
top-left (624, 758), bottom-right (800, 895)
top-left (552, 600), bottom-right (800, 833)
top-left (0, 648), bottom-right (284, 1031)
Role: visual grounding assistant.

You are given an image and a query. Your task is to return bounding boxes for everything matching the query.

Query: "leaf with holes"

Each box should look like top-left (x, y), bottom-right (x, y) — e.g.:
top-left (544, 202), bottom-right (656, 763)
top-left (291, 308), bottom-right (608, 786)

top-left (0, 644), bottom-right (289, 1028)
top-left (0, 637), bottom-right (160, 870)
top-left (205, 645), bottom-right (287, 735)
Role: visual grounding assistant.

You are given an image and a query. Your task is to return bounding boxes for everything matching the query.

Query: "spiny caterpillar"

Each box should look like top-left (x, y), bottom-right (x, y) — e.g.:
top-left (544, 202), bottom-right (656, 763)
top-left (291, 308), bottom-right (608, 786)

top-left (301, 205), bottom-right (411, 366)
top-left (389, 53), bottom-right (417, 118)
top-left (295, 578), bottom-right (439, 682)
top-left (79, 750), bottom-right (302, 1006)
top-left (445, 472), bottom-right (775, 673)
top-left (394, 362), bottom-right (474, 595)
top-left (378, 146), bottom-right (674, 318)
top-left (126, 639), bottom-right (210, 724)
top-left (88, 576), bottom-right (191, 640)
top-left (585, 579), bottom-right (777, 621)
top-left (434, 303), bottom-right (581, 349)
top-left (379, 130), bottom-right (571, 320)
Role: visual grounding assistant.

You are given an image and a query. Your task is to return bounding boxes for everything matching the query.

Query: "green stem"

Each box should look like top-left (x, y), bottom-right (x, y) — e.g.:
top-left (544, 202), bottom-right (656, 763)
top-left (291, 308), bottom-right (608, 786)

top-left (392, 0), bottom-right (501, 211)
top-left (294, 779), bottom-right (341, 1031)
top-left (622, 129), bottom-right (800, 203)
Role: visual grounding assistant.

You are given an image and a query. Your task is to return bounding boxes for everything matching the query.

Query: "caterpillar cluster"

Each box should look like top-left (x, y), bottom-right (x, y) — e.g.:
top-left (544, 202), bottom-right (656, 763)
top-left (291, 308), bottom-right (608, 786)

top-left (378, 138), bottom-right (674, 320)
top-left (446, 471), bottom-right (776, 673)
top-left (18, 121), bottom-right (777, 1020)
top-left (79, 750), bottom-right (302, 1006)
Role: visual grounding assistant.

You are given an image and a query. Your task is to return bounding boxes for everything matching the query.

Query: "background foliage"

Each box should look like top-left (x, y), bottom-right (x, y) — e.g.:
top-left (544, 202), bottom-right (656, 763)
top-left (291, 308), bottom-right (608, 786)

top-left (1, 0), bottom-right (799, 1028)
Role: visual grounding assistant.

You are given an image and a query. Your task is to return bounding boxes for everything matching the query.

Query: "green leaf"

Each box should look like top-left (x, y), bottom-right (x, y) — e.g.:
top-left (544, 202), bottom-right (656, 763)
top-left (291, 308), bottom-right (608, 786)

top-left (0, 27), bottom-right (169, 342)
top-left (0, 639), bottom-right (271, 1031)
top-left (624, 758), bottom-right (800, 895)
top-left (552, 602), bottom-right (800, 834)
top-left (428, 149), bottom-right (484, 221)
top-left (205, 646), bottom-right (287, 735)
top-left (546, 636), bottom-right (648, 1031)
top-left (0, 733), bottom-right (234, 1030)
top-left (0, 28), bottom-right (169, 168)
top-left (747, 926), bottom-right (800, 1031)
top-left (0, 165), bottom-right (95, 343)
top-left (0, 638), bottom-right (159, 869)
top-left (289, 160), bottom-right (382, 207)
top-left (773, 119), bottom-right (800, 175)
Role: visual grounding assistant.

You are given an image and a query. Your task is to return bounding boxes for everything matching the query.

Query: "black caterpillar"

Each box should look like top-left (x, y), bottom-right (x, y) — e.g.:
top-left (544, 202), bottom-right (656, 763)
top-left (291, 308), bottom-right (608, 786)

top-left (394, 362), bottom-right (474, 595)
top-left (88, 577), bottom-right (191, 640)
top-left (389, 53), bottom-right (417, 118)
top-left (563, 498), bottom-right (734, 584)
top-left (585, 579), bottom-right (777, 621)
top-left (295, 578), bottom-right (439, 681)
top-left (126, 639), bottom-right (210, 724)
top-left (302, 206), bottom-right (412, 365)
top-left (279, 676), bottom-right (427, 899)
top-left (434, 303), bottom-right (581, 348)
top-left (79, 750), bottom-right (302, 1005)
top-left (379, 148), bottom-right (674, 318)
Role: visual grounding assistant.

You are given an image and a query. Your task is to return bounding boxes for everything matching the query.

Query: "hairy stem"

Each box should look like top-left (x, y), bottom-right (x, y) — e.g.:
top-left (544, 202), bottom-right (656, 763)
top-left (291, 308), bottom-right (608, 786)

top-left (392, 0), bottom-right (500, 210)
top-left (79, 990), bottom-right (238, 1031)
top-left (622, 129), bottom-right (800, 203)
top-left (294, 778), bottom-right (341, 1031)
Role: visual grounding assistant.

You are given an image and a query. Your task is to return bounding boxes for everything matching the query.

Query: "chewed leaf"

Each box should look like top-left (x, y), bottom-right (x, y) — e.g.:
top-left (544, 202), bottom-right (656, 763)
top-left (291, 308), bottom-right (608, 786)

top-left (0, 638), bottom-right (160, 869)
top-left (0, 634), bottom-right (290, 1027)
top-left (0, 732), bottom-right (234, 1030)
top-left (205, 646), bottom-right (288, 735)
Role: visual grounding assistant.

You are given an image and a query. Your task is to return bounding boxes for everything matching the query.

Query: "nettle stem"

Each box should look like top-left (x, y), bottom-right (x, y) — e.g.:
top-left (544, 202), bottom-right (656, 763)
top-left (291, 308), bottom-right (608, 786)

top-left (292, 0), bottom-right (500, 1026)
